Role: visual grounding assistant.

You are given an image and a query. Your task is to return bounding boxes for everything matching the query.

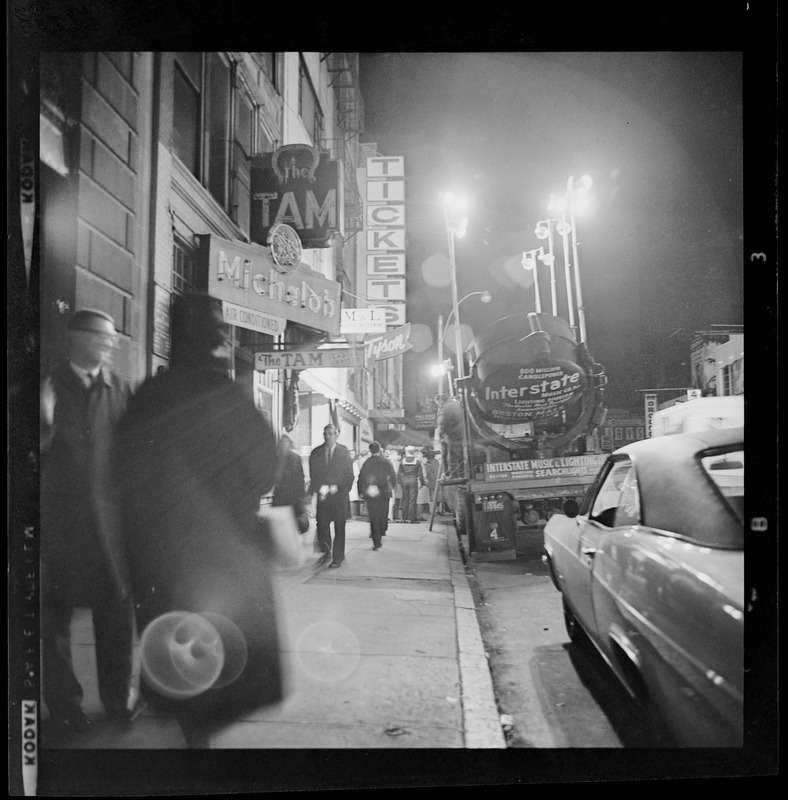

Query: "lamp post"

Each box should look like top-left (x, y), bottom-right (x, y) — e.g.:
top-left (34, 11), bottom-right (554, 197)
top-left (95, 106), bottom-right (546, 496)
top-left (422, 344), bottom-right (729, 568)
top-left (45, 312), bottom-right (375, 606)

top-left (567, 175), bottom-right (592, 343)
top-left (547, 175), bottom-right (592, 343)
top-left (547, 193), bottom-right (576, 333)
top-left (534, 219), bottom-right (561, 315)
top-left (440, 191), bottom-right (479, 480)
top-left (434, 290), bottom-right (492, 397)
top-left (521, 247), bottom-right (547, 314)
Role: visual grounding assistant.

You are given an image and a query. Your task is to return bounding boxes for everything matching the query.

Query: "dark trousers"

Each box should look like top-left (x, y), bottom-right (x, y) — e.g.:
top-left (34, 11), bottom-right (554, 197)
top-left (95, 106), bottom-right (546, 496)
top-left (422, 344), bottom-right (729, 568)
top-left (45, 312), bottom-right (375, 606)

top-left (400, 477), bottom-right (419, 522)
top-left (41, 564), bottom-right (134, 716)
top-left (315, 496), bottom-right (347, 562)
top-left (366, 495), bottom-right (390, 547)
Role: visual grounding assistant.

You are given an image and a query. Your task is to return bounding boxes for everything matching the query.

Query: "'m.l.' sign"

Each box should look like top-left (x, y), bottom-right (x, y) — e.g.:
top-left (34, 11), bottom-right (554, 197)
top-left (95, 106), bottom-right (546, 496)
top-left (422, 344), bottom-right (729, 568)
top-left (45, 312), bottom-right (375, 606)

top-left (340, 307), bottom-right (387, 335)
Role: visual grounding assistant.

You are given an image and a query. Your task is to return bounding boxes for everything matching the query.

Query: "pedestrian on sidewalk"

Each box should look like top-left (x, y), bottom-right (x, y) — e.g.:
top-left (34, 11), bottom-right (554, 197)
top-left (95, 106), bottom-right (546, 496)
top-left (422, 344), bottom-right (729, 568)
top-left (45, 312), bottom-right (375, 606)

top-left (308, 424), bottom-right (355, 567)
top-left (357, 441), bottom-right (397, 549)
top-left (398, 445), bottom-right (425, 523)
top-left (40, 308), bottom-right (138, 737)
top-left (421, 448), bottom-right (441, 518)
top-left (272, 434), bottom-right (309, 535)
top-left (115, 293), bottom-right (284, 747)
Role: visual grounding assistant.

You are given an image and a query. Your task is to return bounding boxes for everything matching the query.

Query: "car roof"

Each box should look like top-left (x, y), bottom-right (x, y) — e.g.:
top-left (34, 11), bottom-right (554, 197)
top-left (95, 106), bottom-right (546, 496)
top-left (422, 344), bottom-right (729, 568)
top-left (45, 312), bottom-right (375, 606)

top-left (613, 427), bottom-right (744, 546)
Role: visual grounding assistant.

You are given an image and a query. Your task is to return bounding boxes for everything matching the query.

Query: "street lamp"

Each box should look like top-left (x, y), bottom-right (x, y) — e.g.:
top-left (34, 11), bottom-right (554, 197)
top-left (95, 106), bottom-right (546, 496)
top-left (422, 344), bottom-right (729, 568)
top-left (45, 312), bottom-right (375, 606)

top-left (521, 247), bottom-right (553, 314)
top-left (547, 174), bottom-right (592, 342)
top-left (533, 219), bottom-right (562, 316)
top-left (440, 190), bottom-right (476, 478)
top-left (433, 290), bottom-right (492, 397)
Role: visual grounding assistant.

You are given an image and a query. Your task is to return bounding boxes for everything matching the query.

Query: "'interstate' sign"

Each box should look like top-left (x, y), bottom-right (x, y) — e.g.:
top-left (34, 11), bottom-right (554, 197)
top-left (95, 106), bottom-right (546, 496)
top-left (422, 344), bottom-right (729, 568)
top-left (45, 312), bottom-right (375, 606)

top-left (255, 348), bottom-right (365, 370)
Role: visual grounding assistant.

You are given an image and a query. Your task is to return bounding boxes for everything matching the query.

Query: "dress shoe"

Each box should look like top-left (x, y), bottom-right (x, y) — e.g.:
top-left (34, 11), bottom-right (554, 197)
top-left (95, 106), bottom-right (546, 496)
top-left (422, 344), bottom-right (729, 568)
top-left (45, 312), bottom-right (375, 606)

top-left (373, 545), bottom-right (380, 551)
top-left (329, 560), bottom-right (343, 568)
top-left (317, 553), bottom-right (332, 566)
top-left (49, 706), bottom-right (93, 736)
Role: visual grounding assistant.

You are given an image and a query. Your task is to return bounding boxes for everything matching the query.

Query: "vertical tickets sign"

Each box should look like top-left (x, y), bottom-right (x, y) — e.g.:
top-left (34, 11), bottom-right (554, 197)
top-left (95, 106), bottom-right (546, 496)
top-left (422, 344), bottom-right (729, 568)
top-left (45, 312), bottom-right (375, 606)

top-left (644, 393), bottom-right (658, 437)
top-left (365, 157), bottom-right (406, 327)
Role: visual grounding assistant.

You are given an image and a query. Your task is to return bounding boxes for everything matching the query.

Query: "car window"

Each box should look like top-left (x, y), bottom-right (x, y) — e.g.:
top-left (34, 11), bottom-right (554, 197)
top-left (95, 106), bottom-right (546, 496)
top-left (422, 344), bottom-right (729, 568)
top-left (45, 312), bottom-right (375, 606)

top-left (700, 447), bottom-right (744, 524)
top-left (590, 458), bottom-right (634, 527)
top-left (614, 467), bottom-right (641, 526)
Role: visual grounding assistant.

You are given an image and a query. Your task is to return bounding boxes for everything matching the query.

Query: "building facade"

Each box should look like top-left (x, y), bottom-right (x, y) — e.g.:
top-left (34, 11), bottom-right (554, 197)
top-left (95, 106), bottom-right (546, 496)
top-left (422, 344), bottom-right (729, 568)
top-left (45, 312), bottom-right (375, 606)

top-left (38, 51), bottom-right (405, 464)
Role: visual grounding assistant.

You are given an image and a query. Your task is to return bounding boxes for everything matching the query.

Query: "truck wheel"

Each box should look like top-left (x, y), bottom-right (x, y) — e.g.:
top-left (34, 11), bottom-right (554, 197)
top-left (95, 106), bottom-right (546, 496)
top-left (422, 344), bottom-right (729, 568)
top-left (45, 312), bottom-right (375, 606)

top-left (454, 487), bottom-right (468, 536)
top-left (563, 598), bottom-right (590, 647)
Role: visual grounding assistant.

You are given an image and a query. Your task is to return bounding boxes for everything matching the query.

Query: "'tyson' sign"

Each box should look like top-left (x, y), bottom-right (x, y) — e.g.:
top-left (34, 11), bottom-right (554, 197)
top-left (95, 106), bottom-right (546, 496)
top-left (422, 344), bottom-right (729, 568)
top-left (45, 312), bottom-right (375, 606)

top-left (251, 144), bottom-right (340, 249)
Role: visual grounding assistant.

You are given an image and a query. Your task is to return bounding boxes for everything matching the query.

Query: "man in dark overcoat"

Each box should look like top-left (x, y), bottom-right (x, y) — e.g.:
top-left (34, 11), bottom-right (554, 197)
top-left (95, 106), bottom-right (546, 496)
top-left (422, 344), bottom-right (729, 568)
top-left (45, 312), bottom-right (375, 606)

top-left (356, 442), bottom-right (397, 549)
top-left (115, 293), bottom-right (284, 747)
top-left (40, 309), bottom-right (137, 736)
top-left (308, 424), bottom-right (355, 568)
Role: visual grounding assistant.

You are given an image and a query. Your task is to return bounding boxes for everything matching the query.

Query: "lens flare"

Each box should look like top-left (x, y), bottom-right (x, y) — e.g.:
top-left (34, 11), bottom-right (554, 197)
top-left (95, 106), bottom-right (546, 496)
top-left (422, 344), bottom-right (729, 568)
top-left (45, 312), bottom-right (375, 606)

top-left (140, 611), bottom-right (231, 699)
top-left (296, 620), bottom-right (361, 683)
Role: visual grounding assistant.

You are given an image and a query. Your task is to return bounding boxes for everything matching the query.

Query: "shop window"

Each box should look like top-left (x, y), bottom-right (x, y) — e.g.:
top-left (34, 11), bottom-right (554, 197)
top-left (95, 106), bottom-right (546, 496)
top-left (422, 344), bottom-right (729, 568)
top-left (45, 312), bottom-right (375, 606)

top-left (298, 58), bottom-right (323, 145)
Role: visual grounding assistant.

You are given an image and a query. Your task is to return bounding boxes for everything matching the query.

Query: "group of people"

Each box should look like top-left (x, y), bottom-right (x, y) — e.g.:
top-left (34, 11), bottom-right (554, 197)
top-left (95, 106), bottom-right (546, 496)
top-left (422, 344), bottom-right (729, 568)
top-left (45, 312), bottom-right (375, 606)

top-left (38, 293), bottom-right (447, 745)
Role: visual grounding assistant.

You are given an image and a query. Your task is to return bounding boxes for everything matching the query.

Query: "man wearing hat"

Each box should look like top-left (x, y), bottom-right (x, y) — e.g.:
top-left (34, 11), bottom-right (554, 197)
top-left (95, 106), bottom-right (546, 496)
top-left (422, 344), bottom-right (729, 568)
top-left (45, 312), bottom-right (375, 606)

top-left (40, 309), bottom-right (138, 736)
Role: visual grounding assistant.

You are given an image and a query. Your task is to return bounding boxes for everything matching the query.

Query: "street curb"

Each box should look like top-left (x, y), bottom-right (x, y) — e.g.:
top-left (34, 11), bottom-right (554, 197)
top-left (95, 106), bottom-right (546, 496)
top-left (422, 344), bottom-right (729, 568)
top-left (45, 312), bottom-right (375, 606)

top-left (445, 523), bottom-right (507, 749)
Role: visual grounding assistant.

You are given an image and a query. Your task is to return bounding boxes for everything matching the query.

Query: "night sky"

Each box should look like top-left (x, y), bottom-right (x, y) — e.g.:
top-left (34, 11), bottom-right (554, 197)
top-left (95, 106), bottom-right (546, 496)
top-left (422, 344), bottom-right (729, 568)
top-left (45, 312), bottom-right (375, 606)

top-left (359, 52), bottom-right (744, 411)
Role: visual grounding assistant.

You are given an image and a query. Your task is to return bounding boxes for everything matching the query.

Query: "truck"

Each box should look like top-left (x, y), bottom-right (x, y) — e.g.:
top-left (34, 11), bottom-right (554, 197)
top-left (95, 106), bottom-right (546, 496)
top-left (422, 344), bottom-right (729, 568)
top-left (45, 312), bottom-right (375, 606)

top-left (435, 310), bottom-right (608, 559)
top-left (650, 395), bottom-right (744, 437)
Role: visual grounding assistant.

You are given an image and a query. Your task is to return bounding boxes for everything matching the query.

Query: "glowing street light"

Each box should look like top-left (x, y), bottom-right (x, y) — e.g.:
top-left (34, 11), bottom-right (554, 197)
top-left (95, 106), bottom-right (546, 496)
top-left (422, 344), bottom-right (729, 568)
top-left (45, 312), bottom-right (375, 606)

top-left (567, 175), bottom-right (592, 343)
top-left (433, 290), bottom-right (492, 397)
top-left (439, 191), bottom-right (479, 478)
top-left (545, 175), bottom-right (592, 340)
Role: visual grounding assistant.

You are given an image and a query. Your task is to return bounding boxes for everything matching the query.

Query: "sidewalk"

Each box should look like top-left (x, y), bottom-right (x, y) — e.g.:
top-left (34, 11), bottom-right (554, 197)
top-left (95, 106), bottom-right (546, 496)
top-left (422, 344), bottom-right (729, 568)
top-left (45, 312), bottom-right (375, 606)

top-left (41, 516), bottom-right (506, 750)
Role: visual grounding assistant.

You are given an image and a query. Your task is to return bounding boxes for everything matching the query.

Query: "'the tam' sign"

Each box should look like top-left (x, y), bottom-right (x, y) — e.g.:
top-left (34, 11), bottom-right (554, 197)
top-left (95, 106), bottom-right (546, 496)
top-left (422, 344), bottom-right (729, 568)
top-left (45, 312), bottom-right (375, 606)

top-left (251, 145), bottom-right (340, 249)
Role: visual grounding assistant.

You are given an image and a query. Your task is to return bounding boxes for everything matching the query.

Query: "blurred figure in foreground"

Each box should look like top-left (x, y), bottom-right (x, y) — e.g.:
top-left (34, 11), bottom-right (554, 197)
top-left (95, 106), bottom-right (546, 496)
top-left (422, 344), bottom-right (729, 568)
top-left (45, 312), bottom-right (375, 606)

top-left (357, 441), bottom-right (397, 550)
top-left (115, 293), bottom-right (283, 747)
top-left (40, 309), bottom-right (138, 736)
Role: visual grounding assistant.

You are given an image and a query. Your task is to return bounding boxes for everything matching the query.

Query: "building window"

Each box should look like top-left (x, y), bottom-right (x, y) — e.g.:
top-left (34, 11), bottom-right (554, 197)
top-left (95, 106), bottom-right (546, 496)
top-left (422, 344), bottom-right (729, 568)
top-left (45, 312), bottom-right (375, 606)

top-left (172, 238), bottom-right (196, 296)
top-left (625, 427), bottom-right (633, 440)
top-left (233, 80), bottom-right (255, 235)
top-left (172, 53), bottom-right (236, 212)
top-left (636, 426), bottom-right (644, 439)
top-left (206, 53), bottom-right (231, 208)
top-left (298, 58), bottom-right (323, 145)
top-left (614, 427), bottom-right (623, 440)
top-left (173, 60), bottom-right (201, 175)
top-left (254, 53), bottom-right (277, 89)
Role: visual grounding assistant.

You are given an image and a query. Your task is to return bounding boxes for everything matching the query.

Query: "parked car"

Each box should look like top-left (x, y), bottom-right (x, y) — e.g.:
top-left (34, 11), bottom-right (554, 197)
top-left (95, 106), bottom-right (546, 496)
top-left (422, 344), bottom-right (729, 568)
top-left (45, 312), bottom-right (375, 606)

top-left (542, 427), bottom-right (744, 746)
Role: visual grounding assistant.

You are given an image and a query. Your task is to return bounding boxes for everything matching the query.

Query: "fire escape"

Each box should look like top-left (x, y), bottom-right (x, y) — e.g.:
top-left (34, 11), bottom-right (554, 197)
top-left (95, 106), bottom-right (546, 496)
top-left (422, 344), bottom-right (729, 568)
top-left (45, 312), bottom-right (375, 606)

top-left (322, 53), bottom-right (365, 238)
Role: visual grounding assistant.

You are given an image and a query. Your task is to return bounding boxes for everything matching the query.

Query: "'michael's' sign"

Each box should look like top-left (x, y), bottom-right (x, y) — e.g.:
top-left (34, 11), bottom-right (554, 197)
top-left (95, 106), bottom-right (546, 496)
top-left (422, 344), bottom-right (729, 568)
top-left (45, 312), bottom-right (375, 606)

top-left (251, 144), bottom-right (339, 249)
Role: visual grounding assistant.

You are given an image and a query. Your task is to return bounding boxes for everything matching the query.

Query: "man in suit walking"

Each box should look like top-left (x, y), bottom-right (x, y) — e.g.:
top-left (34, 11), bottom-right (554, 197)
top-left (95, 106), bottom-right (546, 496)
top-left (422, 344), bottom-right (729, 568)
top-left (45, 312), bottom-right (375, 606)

top-left (309, 424), bottom-right (355, 568)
